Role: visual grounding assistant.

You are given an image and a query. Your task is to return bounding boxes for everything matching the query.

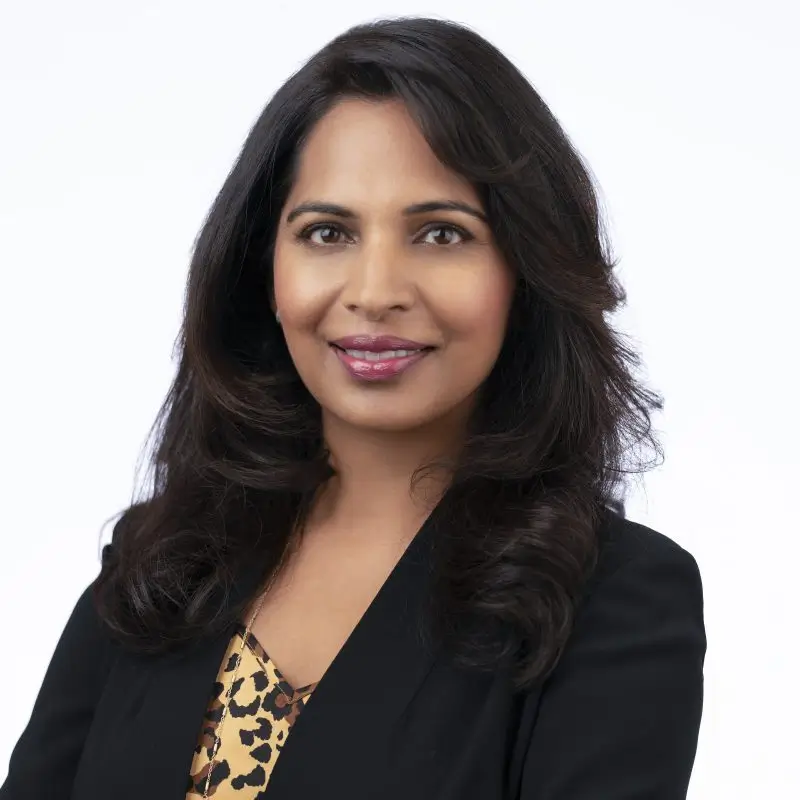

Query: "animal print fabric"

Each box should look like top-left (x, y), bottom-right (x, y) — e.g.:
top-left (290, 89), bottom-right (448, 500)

top-left (186, 624), bottom-right (317, 797)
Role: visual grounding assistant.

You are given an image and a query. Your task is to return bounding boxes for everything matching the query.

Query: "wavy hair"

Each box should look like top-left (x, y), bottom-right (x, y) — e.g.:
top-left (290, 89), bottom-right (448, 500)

top-left (94, 16), bottom-right (663, 689)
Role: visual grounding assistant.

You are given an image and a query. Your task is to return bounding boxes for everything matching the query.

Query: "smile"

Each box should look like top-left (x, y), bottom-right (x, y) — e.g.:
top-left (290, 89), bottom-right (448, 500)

top-left (339, 348), bottom-right (421, 361)
top-left (328, 338), bottom-right (435, 382)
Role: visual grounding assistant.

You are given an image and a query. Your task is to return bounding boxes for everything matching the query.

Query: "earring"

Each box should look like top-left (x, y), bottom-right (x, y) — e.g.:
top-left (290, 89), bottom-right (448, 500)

top-left (275, 310), bottom-right (281, 325)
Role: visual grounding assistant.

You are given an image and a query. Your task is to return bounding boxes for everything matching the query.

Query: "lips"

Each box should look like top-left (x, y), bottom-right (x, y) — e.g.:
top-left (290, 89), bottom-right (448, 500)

top-left (330, 335), bottom-right (432, 352)
top-left (328, 335), bottom-right (435, 382)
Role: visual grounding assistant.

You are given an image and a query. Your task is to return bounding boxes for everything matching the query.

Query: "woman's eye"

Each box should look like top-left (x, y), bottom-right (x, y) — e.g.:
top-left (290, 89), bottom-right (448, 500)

top-left (302, 224), bottom-right (347, 245)
top-left (418, 225), bottom-right (470, 246)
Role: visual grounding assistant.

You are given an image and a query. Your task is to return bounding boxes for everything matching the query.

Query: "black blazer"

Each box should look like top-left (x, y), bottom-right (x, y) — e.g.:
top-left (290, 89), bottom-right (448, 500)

top-left (0, 509), bottom-right (706, 799)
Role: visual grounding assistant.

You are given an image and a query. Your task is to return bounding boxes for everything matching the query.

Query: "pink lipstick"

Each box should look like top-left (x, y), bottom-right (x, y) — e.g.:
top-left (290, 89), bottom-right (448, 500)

top-left (329, 335), bottom-right (434, 382)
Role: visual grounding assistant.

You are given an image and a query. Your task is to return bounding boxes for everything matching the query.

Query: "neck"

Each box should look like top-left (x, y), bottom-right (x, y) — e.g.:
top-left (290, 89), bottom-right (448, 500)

top-left (307, 411), bottom-right (465, 542)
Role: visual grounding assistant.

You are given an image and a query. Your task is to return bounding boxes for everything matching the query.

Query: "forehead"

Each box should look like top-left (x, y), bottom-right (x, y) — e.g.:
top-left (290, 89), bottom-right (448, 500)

top-left (286, 97), bottom-right (480, 208)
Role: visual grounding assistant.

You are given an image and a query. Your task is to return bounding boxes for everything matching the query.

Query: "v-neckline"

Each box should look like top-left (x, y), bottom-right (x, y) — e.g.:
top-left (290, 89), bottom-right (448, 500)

top-left (234, 623), bottom-right (319, 701)
top-left (259, 501), bottom-right (443, 796)
top-left (236, 508), bottom-right (443, 701)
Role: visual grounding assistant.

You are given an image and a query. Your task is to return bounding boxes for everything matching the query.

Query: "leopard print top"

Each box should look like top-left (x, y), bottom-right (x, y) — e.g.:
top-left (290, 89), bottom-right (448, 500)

top-left (185, 624), bottom-right (317, 797)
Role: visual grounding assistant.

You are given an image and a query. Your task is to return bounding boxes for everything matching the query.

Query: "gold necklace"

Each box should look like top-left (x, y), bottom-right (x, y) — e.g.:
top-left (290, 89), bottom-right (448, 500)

top-left (202, 589), bottom-right (268, 798)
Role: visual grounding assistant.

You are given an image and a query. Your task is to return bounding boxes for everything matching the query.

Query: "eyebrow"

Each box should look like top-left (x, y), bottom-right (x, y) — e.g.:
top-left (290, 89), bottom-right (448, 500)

top-left (285, 199), bottom-right (488, 224)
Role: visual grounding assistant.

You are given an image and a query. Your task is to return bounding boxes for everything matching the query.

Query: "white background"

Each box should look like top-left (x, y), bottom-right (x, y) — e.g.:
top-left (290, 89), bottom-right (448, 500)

top-left (1, 1), bottom-right (798, 796)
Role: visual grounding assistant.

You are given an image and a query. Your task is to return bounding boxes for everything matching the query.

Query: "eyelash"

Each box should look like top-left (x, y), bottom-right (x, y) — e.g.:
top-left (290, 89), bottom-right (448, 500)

top-left (295, 222), bottom-right (475, 247)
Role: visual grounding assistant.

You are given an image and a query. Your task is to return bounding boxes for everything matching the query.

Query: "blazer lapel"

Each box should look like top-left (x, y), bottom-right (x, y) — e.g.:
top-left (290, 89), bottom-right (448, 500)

top-left (264, 505), bottom-right (442, 799)
top-left (111, 562), bottom-right (266, 799)
top-left (114, 635), bottom-right (228, 799)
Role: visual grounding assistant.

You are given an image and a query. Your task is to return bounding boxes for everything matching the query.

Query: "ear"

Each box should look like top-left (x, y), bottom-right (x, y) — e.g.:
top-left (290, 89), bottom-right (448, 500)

top-left (268, 289), bottom-right (280, 325)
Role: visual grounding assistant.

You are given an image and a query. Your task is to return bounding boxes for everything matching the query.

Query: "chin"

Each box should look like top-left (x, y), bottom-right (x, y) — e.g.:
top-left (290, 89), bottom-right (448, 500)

top-left (333, 408), bottom-right (439, 434)
top-left (323, 396), bottom-right (456, 435)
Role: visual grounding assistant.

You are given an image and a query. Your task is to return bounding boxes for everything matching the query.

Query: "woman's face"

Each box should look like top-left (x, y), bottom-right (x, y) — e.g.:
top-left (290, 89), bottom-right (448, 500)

top-left (272, 98), bottom-right (514, 434)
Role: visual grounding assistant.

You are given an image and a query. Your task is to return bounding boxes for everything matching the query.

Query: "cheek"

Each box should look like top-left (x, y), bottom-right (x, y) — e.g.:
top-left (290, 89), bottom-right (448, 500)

top-left (431, 265), bottom-right (514, 345)
top-left (272, 243), bottom-right (337, 329)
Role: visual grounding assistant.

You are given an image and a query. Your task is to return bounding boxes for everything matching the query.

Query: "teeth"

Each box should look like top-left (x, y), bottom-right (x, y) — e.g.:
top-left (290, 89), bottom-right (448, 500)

top-left (343, 348), bottom-right (417, 360)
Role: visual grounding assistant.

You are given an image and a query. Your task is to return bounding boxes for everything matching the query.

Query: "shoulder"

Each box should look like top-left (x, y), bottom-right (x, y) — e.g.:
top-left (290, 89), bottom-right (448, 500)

top-left (565, 508), bottom-right (706, 661)
top-left (516, 510), bottom-right (706, 795)
top-left (43, 545), bottom-right (120, 674)
top-left (533, 507), bottom-right (707, 713)
top-left (589, 507), bottom-right (702, 594)
top-left (64, 547), bottom-right (118, 661)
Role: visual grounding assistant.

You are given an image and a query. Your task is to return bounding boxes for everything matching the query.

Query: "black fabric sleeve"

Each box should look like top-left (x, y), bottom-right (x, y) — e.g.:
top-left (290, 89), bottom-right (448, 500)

top-left (0, 567), bottom-right (115, 799)
top-left (519, 542), bottom-right (706, 799)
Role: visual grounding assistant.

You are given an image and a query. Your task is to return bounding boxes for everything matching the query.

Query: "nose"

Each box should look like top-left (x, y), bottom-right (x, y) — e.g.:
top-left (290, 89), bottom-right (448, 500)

top-left (340, 240), bottom-right (414, 321)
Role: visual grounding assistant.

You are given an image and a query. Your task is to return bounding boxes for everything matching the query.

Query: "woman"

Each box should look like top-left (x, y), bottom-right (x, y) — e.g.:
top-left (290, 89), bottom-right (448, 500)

top-left (0, 16), bottom-right (706, 800)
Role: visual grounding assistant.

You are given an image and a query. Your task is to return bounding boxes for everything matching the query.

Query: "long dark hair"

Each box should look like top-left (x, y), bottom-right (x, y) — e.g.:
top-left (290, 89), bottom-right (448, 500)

top-left (94, 16), bottom-right (662, 689)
